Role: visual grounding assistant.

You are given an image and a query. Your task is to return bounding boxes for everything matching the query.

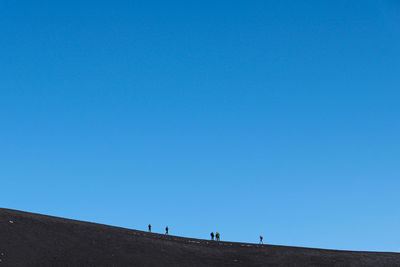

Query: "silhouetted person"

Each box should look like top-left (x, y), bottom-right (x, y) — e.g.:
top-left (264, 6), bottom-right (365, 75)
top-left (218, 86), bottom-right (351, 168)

top-left (216, 232), bottom-right (220, 241)
top-left (210, 232), bottom-right (214, 240)
top-left (259, 235), bottom-right (263, 244)
top-left (165, 226), bottom-right (169, 235)
top-left (148, 224), bottom-right (152, 232)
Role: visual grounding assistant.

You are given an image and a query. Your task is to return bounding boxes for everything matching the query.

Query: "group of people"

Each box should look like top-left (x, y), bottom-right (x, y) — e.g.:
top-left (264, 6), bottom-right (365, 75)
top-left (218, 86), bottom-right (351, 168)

top-left (210, 232), bottom-right (220, 241)
top-left (148, 224), bottom-right (263, 244)
top-left (148, 224), bottom-right (169, 235)
top-left (211, 232), bottom-right (263, 244)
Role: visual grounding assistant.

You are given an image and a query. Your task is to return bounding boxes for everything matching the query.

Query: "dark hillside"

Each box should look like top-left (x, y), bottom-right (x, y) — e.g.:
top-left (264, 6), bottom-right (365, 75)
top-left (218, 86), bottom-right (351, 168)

top-left (0, 208), bottom-right (398, 266)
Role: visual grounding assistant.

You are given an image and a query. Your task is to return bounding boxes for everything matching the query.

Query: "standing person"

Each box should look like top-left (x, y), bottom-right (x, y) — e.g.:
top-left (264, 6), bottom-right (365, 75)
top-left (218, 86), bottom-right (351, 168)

top-left (210, 232), bottom-right (214, 240)
top-left (148, 224), bottom-right (152, 232)
top-left (216, 232), bottom-right (220, 241)
top-left (259, 235), bottom-right (263, 244)
top-left (165, 226), bottom-right (169, 235)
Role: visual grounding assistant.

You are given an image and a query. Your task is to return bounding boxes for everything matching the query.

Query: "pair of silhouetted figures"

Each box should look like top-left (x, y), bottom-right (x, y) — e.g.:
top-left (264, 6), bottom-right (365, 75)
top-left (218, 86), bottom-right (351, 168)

top-left (148, 224), bottom-right (169, 235)
top-left (210, 232), bottom-right (220, 241)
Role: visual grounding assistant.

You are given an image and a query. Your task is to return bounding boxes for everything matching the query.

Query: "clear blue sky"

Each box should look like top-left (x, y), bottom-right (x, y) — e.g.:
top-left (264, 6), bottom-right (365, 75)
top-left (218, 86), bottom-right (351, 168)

top-left (1, 0), bottom-right (399, 252)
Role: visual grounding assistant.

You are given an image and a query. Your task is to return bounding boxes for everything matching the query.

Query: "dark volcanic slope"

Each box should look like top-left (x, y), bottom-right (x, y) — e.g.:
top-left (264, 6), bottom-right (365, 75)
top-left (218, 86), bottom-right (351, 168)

top-left (0, 208), bottom-right (399, 267)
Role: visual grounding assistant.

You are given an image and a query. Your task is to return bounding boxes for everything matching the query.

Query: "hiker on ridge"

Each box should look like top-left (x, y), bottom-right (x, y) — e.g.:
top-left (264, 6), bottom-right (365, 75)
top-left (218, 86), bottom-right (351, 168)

top-left (165, 226), bottom-right (169, 235)
top-left (210, 232), bottom-right (214, 240)
top-left (148, 224), bottom-right (152, 232)
top-left (259, 235), bottom-right (263, 244)
top-left (216, 232), bottom-right (220, 241)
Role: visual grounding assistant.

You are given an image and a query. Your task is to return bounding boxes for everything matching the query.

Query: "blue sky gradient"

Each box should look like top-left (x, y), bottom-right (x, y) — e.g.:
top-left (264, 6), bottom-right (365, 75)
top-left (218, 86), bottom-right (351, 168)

top-left (1, 0), bottom-right (399, 251)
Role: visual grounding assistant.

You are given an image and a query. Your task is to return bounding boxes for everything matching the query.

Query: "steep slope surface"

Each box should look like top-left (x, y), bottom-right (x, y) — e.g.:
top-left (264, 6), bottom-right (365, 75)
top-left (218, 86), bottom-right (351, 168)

top-left (0, 208), bottom-right (399, 266)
